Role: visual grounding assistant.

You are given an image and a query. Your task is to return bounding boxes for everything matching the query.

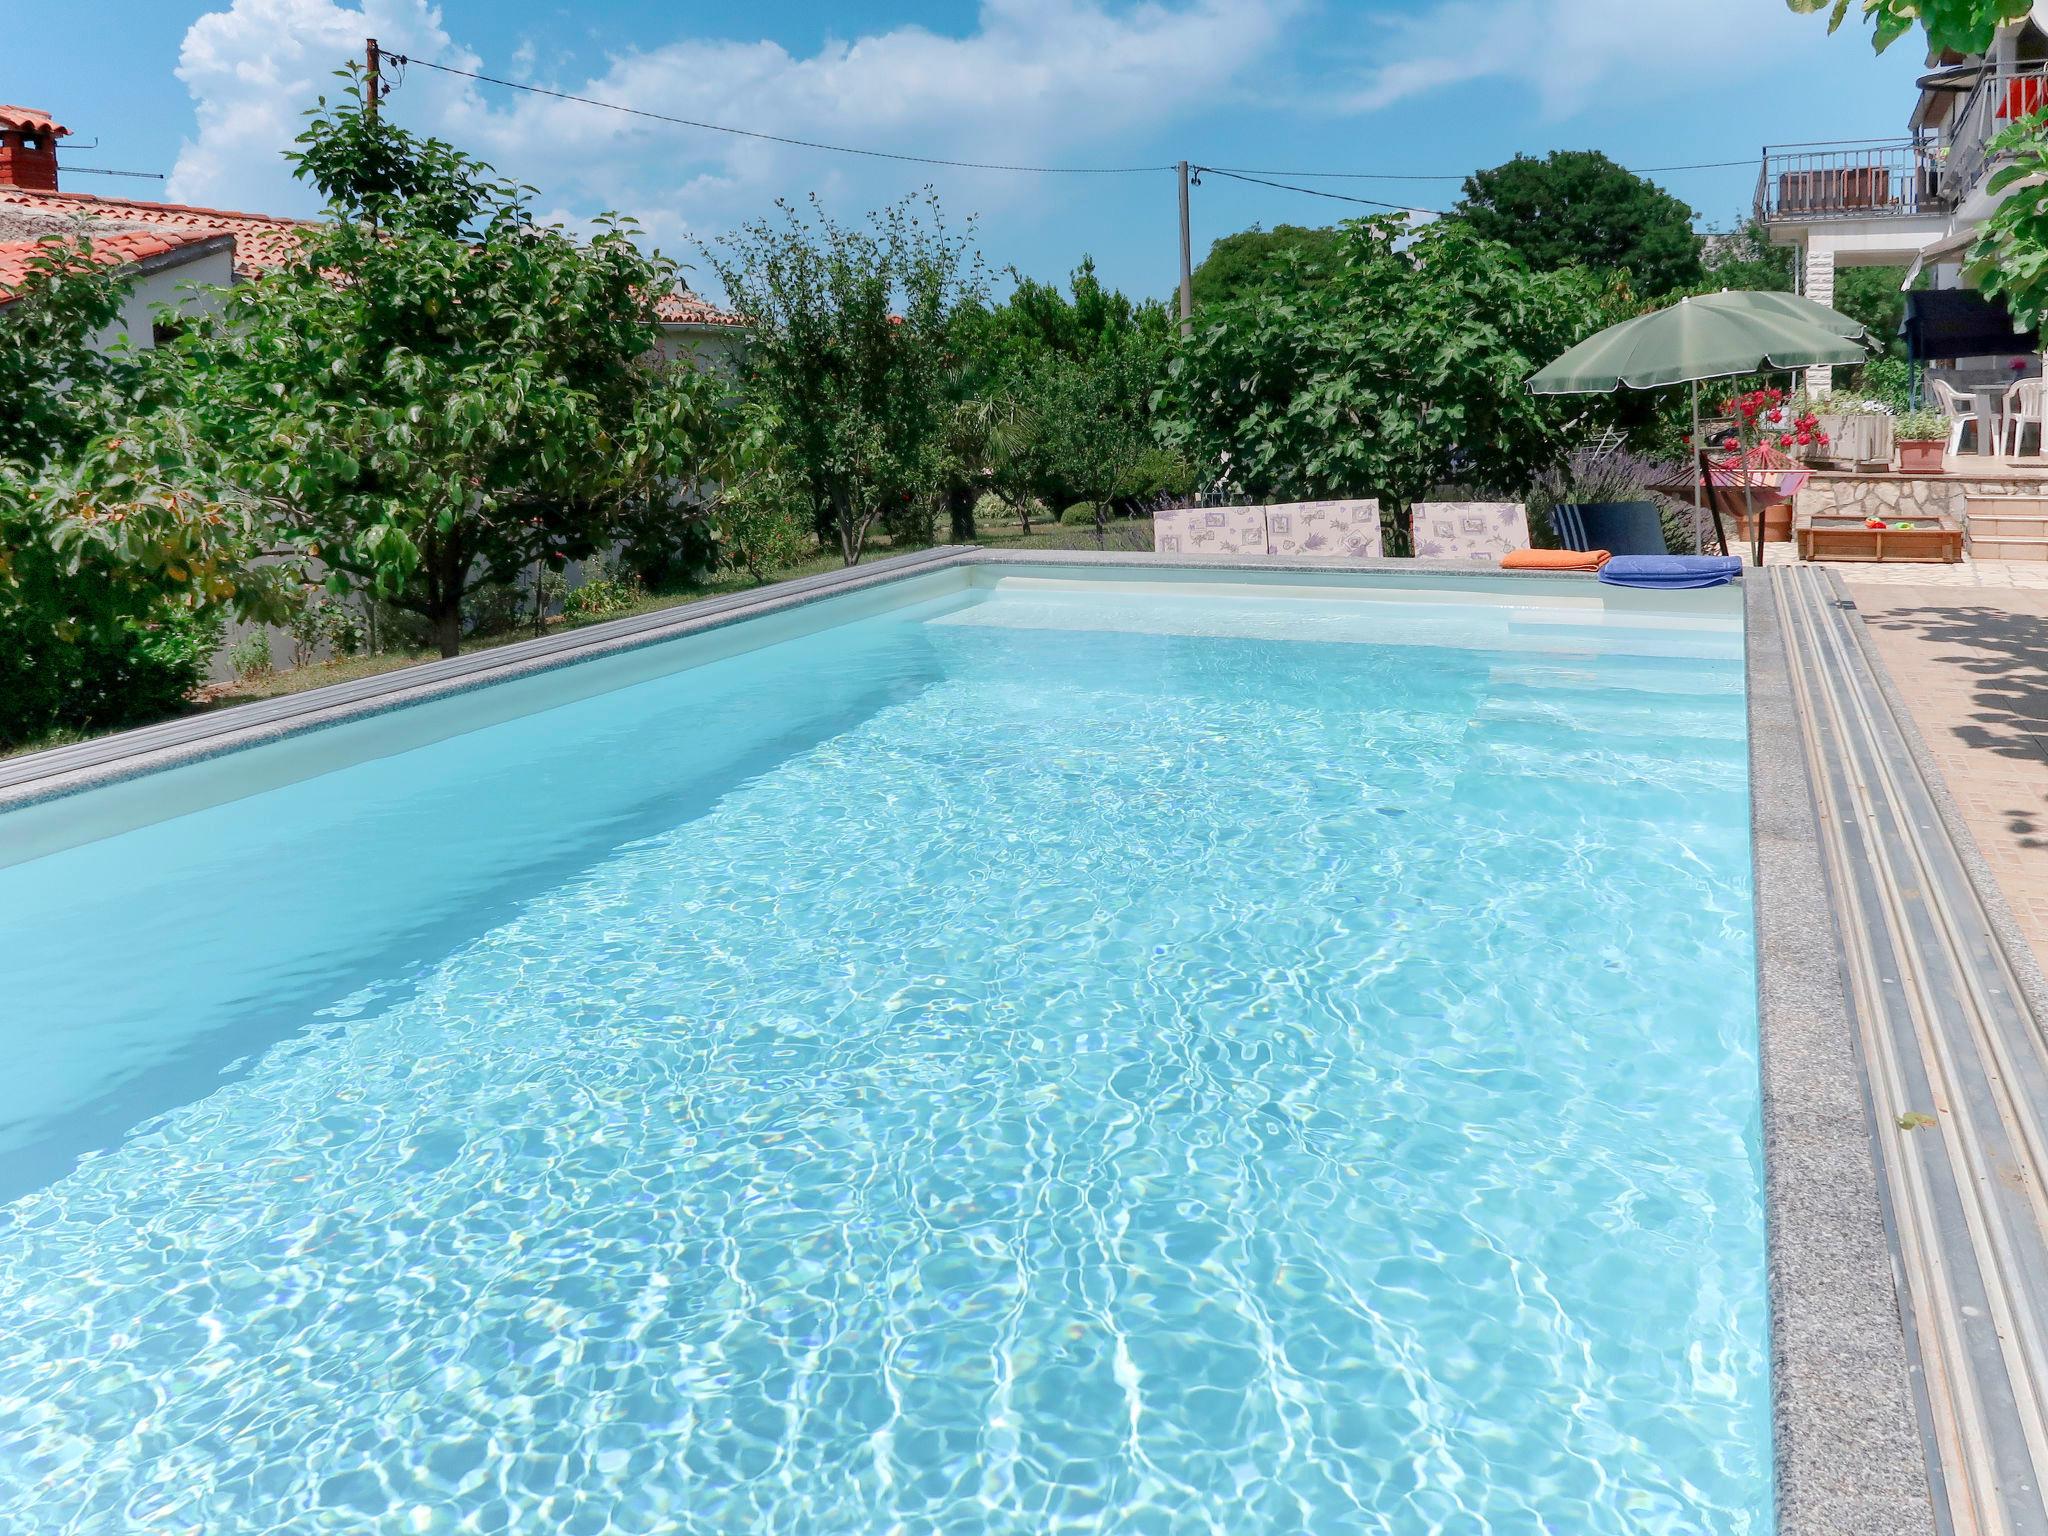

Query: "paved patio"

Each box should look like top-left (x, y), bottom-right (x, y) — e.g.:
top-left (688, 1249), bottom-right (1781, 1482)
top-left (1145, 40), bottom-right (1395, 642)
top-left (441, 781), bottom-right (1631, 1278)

top-left (1822, 560), bottom-right (2048, 973)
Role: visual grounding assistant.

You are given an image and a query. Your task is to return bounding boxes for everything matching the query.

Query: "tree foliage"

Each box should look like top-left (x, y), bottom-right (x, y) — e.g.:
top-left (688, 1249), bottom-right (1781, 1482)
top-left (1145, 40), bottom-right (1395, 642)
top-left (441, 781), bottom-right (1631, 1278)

top-left (1155, 216), bottom-right (1618, 521)
top-left (944, 259), bottom-right (1177, 534)
top-left (708, 192), bottom-right (985, 566)
top-left (1456, 151), bottom-right (1703, 297)
top-left (0, 242), bottom-right (270, 746)
top-left (70, 72), bottom-right (729, 658)
top-left (1187, 224), bottom-right (1346, 309)
top-left (1786, 0), bottom-right (2031, 52)
top-left (1003, 346), bottom-right (1164, 545)
top-left (1969, 112), bottom-right (2048, 329)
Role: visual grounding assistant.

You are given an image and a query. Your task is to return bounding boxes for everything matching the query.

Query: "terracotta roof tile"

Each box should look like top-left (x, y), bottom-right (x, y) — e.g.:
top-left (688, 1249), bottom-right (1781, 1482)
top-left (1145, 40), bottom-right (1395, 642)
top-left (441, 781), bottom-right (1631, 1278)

top-left (0, 228), bottom-right (230, 302)
top-left (0, 106), bottom-right (68, 137)
top-left (0, 186), bottom-right (744, 327)
top-left (653, 289), bottom-right (746, 328)
top-left (0, 189), bottom-right (307, 278)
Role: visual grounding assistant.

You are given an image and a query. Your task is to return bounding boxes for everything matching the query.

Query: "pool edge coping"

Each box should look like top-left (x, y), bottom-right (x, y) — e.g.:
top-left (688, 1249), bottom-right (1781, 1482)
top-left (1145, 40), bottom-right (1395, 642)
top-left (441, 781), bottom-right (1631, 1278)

top-left (1747, 569), bottom-right (1939, 1536)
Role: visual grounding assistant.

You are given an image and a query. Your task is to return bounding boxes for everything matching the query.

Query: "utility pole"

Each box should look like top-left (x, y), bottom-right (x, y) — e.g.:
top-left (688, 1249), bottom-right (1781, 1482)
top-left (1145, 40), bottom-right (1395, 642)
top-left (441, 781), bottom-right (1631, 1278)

top-left (1177, 160), bottom-right (1194, 338)
top-left (365, 38), bottom-right (381, 126)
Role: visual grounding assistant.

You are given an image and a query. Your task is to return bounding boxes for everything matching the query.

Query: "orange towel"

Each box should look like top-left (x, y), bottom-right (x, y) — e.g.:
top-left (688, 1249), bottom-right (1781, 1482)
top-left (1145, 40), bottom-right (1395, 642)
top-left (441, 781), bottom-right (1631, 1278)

top-left (1500, 547), bottom-right (1611, 571)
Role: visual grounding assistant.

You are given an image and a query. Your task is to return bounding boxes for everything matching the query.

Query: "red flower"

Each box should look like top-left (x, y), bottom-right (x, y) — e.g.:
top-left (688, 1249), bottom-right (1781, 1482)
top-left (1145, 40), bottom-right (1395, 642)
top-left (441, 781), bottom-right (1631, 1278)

top-left (1796, 430), bottom-right (1813, 445)
top-left (1817, 432), bottom-right (1831, 445)
top-left (1723, 435), bottom-right (1739, 449)
top-left (1779, 434), bottom-right (1795, 448)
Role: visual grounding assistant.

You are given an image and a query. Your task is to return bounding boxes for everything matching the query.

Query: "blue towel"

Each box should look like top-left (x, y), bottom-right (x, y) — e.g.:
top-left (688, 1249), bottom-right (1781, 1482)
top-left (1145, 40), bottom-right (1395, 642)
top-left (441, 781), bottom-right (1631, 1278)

top-left (1596, 554), bottom-right (1743, 590)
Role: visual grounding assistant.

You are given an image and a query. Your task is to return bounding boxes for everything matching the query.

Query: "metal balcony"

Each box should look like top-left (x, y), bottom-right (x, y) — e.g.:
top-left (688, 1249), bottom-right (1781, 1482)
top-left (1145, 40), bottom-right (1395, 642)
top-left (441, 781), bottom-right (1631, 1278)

top-left (1755, 141), bottom-right (1946, 225)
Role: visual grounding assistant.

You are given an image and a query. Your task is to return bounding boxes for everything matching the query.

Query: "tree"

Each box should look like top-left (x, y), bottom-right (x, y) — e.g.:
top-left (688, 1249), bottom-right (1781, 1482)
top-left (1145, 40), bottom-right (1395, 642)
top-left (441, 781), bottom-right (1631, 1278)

top-left (708, 192), bottom-right (985, 567)
top-left (1007, 347), bottom-right (1162, 546)
top-left (1456, 151), bottom-right (1703, 297)
top-left (1187, 224), bottom-right (1346, 309)
top-left (80, 72), bottom-right (729, 658)
top-left (1153, 215), bottom-right (1619, 524)
top-left (1786, 0), bottom-right (2030, 52)
top-left (1969, 115), bottom-right (2048, 329)
top-left (0, 240), bottom-right (274, 746)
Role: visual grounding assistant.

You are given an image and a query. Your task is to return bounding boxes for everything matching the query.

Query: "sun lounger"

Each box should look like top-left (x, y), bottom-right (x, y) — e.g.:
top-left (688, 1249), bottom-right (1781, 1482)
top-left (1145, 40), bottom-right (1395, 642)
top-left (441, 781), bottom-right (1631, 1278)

top-left (1412, 502), bottom-right (1530, 561)
top-left (1264, 500), bottom-right (1383, 559)
top-left (1154, 505), bottom-right (1267, 556)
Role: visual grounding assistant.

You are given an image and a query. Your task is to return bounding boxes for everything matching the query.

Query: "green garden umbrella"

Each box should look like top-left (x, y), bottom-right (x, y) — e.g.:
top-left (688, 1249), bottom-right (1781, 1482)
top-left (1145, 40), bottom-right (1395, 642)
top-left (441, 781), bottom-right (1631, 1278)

top-left (1527, 290), bottom-right (1871, 562)
top-left (1528, 291), bottom-right (1868, 394)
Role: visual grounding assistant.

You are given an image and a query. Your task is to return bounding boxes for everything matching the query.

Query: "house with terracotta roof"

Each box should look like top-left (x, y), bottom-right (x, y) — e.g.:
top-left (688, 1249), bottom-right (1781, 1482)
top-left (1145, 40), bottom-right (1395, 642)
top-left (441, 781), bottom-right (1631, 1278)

top-left (0, 104), bottom-right (746, 364)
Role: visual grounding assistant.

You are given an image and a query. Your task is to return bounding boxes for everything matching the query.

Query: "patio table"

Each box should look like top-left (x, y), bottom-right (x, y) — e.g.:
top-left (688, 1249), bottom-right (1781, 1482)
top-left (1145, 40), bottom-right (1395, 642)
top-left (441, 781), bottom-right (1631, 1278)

top-left (1965, 388), bottom-right (2005, 457)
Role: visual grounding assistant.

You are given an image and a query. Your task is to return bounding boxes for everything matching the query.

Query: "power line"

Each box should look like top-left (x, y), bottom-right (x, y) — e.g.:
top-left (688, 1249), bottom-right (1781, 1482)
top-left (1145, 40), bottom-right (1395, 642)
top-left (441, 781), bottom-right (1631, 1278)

top-left (1191, 166), bottom-right (1443, 216)
top-left (390, 54), bottom-right (1178, 175)
top-left (1202, 157), bottom-right (1759, 181)
top-left (387, 49), bottom-right (1781, 195)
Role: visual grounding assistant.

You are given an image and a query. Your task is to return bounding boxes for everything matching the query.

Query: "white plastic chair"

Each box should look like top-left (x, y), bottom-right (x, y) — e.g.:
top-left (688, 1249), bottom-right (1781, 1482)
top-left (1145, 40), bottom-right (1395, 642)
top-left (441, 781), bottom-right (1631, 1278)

top-left (2004, 377), bottom-right (2047, 458)
top-left (1928, 377), bottom-right (1985, 455)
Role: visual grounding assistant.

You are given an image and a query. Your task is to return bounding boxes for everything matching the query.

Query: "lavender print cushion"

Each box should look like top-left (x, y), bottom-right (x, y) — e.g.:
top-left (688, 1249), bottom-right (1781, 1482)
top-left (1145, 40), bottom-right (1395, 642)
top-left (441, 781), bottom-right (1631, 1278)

top-left (1410, 502), bottom-right (1529, 561)
top-left (1264, 500), bottom-right (1382, 559)
top-left (1153, 505), bottom-right (1267, 556)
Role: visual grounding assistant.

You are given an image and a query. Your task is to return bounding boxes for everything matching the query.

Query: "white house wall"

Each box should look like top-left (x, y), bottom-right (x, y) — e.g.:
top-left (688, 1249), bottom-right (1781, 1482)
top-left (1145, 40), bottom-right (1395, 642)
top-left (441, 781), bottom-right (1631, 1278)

top-left (93, 246), bottom-right (234, 352)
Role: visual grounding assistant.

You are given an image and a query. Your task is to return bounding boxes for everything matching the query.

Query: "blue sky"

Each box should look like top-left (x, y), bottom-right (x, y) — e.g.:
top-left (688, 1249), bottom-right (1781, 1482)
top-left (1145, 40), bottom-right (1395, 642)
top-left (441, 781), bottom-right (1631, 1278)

top-left (10, 1), bottom-right (1924, 304)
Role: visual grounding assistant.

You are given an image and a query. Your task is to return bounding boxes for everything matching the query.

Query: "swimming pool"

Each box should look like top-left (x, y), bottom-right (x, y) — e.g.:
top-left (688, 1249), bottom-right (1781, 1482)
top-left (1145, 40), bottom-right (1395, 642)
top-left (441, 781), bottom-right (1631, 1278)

top-left (0, 563), bottom-right (1768, 1533)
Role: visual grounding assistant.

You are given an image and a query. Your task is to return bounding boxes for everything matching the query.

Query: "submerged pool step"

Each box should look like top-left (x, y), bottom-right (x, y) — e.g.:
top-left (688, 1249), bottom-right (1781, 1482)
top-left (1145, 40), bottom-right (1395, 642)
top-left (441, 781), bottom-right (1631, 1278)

top-left (1778, 566), bottom-right (2048, 1536)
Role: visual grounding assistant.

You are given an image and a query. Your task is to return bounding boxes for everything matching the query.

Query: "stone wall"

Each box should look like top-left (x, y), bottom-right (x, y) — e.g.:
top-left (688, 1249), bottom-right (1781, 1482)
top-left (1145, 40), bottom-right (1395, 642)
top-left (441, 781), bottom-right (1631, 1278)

top-left (1794, 474), bottom-right (2044, 523)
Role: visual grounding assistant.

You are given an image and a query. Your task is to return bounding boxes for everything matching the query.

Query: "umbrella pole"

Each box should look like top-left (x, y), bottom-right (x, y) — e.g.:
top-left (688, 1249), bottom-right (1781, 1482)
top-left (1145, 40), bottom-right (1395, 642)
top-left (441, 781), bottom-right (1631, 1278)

top-left (1691, 382), bottom-right (1704, 554)
top-left (1745, 455), bottom-right (1761, 567)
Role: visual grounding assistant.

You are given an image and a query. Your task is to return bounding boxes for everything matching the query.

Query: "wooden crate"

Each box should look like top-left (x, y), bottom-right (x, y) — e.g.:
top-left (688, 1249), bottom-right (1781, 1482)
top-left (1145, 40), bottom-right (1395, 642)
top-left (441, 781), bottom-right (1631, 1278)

top-left (1796, 512), bottom-right (1964, 563)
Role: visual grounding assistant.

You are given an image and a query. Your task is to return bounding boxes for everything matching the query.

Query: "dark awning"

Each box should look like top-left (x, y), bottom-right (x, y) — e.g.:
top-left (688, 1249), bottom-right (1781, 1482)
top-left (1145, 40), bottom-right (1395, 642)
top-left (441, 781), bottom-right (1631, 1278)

top-left (1901, 288), bottom-right (2038, 361)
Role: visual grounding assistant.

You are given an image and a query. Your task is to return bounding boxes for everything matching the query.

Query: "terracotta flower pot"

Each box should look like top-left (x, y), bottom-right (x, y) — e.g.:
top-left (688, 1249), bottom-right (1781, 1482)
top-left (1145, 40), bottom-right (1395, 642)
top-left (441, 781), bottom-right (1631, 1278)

top-left (1733, 501), bottom-right (1795, 544)
top-left (1898, 439), bottom-right (1946, 474)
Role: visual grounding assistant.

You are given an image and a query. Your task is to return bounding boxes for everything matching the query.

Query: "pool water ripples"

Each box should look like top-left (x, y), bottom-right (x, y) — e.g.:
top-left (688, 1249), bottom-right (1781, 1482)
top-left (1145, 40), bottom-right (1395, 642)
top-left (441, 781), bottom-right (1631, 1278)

top-left (0, 584), bottom-right (1767, 1533)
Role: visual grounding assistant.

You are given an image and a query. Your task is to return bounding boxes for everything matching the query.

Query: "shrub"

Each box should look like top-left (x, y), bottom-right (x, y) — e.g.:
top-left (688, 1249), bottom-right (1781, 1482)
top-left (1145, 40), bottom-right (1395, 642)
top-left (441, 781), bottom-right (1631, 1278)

top-left (1856, 355), bottom-right (1913, 412)
top-left (1060, 501), bottom-right (1099, 526)
top-left (227, 629), bottom-right (274, 679)
top-left (1129, 447), bottom-right (1195, 500)
top-left (561, 553), bottom-right (641, 622)
top-left (619, 513), bottom-right (723, 591)
top-left (879, 493), bottom-right (937, 548)
top-left (460, 580), bottom-right (529, 639)
top-left (1, 599), bottom-right (224, 749)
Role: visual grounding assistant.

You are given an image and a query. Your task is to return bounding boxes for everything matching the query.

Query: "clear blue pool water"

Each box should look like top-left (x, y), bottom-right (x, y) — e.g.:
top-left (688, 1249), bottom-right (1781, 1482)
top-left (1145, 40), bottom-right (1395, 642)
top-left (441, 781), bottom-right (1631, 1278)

top-left (0, 576), bottom-right (1767, 1534)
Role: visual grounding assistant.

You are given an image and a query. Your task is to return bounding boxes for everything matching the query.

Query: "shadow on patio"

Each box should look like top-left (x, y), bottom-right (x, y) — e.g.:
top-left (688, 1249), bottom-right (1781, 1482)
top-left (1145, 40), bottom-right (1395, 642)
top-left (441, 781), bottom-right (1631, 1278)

top-left (1860, 597), bottom-right (2048, 852)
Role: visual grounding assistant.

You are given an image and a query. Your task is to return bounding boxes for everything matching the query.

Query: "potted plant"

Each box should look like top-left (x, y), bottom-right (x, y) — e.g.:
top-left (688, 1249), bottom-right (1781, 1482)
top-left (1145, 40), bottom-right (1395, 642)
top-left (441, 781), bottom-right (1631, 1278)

top-left (1799, 390), bottom-right (1892, 469)
top-left (1705, 389), bottom-right (1817, 545)
top-left (1893, 408), bottom-right (1950, 473)
top-left (1540, 447), bottom-right (1672, 555)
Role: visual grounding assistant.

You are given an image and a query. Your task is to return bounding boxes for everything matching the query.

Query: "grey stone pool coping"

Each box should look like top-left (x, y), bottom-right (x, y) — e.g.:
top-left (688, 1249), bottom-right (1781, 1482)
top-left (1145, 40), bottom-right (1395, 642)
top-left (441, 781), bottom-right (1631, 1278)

top-left (1745, 574), bottom-right (1936, 1536)
top-left (0, 550), bottom-right (1951, 1530)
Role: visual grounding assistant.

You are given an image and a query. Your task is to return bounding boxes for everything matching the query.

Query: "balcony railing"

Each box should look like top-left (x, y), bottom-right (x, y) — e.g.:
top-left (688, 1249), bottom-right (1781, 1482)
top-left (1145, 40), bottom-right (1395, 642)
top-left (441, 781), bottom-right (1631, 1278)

top-left (1939, 61), bottom-right (2048, 205)
top-left (1756, 141), bottom-right (1944, 224)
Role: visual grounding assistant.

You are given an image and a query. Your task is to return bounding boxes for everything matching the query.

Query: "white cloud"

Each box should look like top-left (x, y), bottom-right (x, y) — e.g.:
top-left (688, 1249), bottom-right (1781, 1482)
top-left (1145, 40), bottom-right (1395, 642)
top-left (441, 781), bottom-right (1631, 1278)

top-left (168, 0), bottom-right (1294, 274)
top-left (171, 0), bottom-right (477, 210)
top-left (1339, 0), bottom-right (1817, 119)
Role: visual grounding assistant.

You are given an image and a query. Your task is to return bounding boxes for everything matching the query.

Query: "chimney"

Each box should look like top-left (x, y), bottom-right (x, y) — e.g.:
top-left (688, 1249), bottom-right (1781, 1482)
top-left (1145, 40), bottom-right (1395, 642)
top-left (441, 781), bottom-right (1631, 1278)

top-left (0, 107), bottom-right (68, 192)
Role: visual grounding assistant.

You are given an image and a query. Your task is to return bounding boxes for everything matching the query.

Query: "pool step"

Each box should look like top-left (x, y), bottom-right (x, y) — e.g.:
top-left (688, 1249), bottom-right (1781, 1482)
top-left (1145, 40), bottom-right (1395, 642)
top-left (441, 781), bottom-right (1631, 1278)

top-left (1963, 497), bottom-right (2048, 560)
top-left (1777, 566), bottom-right (2048, 1536)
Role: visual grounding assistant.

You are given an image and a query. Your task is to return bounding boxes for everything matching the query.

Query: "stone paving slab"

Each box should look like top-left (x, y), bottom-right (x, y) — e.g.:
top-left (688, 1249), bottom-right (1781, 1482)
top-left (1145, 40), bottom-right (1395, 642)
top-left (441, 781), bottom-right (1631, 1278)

top-left (1843, 581), bottom-right (2048, 978)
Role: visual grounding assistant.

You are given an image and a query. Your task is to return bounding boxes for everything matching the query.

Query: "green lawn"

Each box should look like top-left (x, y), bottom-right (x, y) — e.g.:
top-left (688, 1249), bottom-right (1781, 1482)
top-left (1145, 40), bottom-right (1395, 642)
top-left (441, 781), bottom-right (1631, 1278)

top-left (4, 515), bottom-right (1156, 762)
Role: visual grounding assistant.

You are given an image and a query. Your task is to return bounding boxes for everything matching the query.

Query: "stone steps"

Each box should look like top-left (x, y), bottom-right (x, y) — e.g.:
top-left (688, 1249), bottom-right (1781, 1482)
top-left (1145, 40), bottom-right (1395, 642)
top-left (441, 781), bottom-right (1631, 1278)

top-left (1962, 498), bottom-right (2048, 561)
